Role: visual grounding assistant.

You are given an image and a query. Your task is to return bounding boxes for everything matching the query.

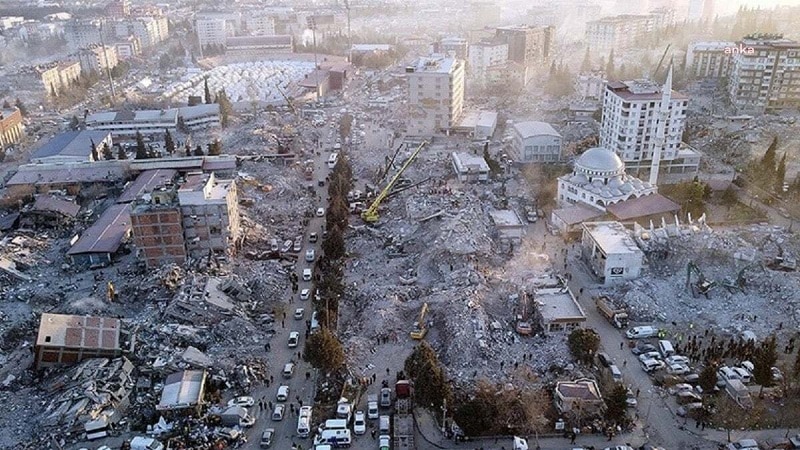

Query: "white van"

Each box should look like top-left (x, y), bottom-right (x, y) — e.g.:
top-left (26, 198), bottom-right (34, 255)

top-left (609, 364), bottom-right (623, 383)
top-left (327, 152), bottom-right (339, 169)
top-left (314, 429), bottom-right (351, 447)
top-left (297, 406), bottom-right (312, 438)
top-left (658, 340), bottom-right (675, 358)
top-left (379, 415), bottom-right (391, 434)
top-left (324, 419), bottom-right (348, 430)
top-left (130, 437), bottom-right (164, 450)
top-left (626, 326), bottom-right (659, 339)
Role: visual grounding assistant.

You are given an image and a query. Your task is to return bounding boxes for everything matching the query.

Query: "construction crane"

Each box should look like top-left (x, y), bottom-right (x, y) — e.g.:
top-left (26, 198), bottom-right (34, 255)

top-left (652, 44), bottom-right (672, 81)
top-left (514, 292), bottom-right (532, 336)
top-left (361, 141), bottom-right (427, 223)
top-left (378, 142), bottom-right (406, 183)
top-left (410, 302), bottom-right (429, 340)
top-left (275, 84), bottom-right (297, 116)
top-left (686, 262), bottom-right (716, 298)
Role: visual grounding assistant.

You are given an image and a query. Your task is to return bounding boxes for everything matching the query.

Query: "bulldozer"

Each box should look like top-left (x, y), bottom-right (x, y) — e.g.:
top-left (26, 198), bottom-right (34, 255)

top-left (514, 292), bottom-right (532, 336)
top-left (410, 303), bottom-right (429, 340)
top-left (686, 262), bottom-right (716, 298)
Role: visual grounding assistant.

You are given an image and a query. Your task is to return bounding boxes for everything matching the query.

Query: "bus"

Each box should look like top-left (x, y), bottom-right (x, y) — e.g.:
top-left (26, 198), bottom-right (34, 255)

top-left (327, 152), bottom-right (339, 169)
top-left (297, 406), bottom-right (312, 438)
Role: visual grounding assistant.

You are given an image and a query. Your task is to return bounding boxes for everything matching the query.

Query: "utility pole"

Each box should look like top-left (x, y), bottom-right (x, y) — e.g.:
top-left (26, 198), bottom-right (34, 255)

top-left (98, 21), bottom-right (116, 105)
top-left (306, 16), bottom-right (321, 103)
top-left (343, 0), bottom-right (351, 62)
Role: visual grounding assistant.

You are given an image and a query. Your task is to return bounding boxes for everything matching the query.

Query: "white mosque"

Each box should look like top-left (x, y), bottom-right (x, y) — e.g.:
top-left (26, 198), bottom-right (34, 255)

top-left (557, 146), bottom-right (657, 211)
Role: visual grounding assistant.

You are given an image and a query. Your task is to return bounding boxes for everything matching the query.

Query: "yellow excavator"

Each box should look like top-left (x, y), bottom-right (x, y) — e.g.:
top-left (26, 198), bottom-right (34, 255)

top-left (410, 302), bottom-right (429, 340)
top-left (361, 141), bottom-right (427, 223)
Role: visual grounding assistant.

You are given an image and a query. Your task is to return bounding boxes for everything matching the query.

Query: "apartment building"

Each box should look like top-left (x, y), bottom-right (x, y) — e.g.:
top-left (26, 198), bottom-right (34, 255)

top-left (0, 108), bottom-right (23, 149)
top-left (196, 18), bottom-right (227, 49)
top-left (685, 41), bottom-right (733, 78)
top-left (178, 173), bottom-right (240, 259)
top-left (575, 71), bottom-right (608, 101)
top-left (599, 70), bottom-right (699, 179)
top-left (437, 37), bottom-right (469, 59)
top-left (64, 19), bottom-right (104, 51)
top-left (105, 0), bottom-right (131, 17)
top-left (495, 25), bottom-right (553, 72)
top-left (727, 35), bottom-right (800, 114)
top-left (130, 181), bottom-right (187, 267)
top-left (78, 44), bottom-right (119, 74)
top-left (585, 11), bottom-right (672, 53)
top-left (243, 14), bottom-right (276, 36)
top-left (114, 35), bottom-right (141, 59)
top-left (406, 56), bottom-right (466, 136)
top-left (112, 16), bottom-right (168, 48)
top-left (468, 39), bottom-right (508, 75)
top-left (34, 61), bottom-right (82, 97)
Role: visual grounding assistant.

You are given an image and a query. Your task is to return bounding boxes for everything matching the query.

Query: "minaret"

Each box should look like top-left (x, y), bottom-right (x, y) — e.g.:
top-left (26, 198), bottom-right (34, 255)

top-left (649, 62), bottom-right (672, 186)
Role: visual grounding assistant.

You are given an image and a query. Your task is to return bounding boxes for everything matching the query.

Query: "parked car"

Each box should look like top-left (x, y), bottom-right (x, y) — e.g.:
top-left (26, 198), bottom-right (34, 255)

top-left (666, 364), bottom-right (691, 376)
top-left (277, 385), bottom-right (290, 402)
top-left (597, 352), bottom-right (613, 368)
top-left (353, 411), bottom-right (366, 435)
top-left (303, 268), bottom-right (312, 281)
top-left (676, 391), bottom-right (702, 404)
top-left (283, 362), bottom-right (295, 378)
top-left (638, 352), bottom-right (661, 363)
top-left (316, 207), bottom-right (325, 217)
top-left (288, 332), bottom-right (299, 348)
top-left (300, 289), bottom-right (310, 300)
top-left (293, 237), bottom-right (302, 252)
top-left (640, 358), bottom-right (664, 373)
top-left (726, 439), bottom-right (759, 450)
top-left (379, 435), bottom-right (391, 450)
top-left (676, 402), bottom-right (704, 417)
top-left (227, 396), bottom-right (255, 408)
top-left (309, 232), bottom-right (318, 243)
top-left (272, 404), bottom-right (285, 421)
top-left (380, 387), bottom-right (391, 407)
top-left (632, 343), bottom-right (657, 356)
top-left (281, 240), bottom-right (292, 253)
top-left (732, 367), bottom-right (752, 383)
top-left (669, 383), bottom-right (694, 395)
top-left (260, 428), bottom-right (275, 448)
top-left (215, 428), bottom-right (241, 441)
top-left (305, 249), bottom-right (315, 262)
top-left (665, 355), bottom-right (690, 366)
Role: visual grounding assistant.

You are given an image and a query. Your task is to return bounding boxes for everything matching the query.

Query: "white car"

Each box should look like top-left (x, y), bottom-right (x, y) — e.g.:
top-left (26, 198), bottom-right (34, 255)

top-left (277, 385), bottom-right (290, 402)
top-left (305, 249), bottom-right (315, 262)
top-left (227, 396), bottom-right (255, 408)
top-left (288, 331), bottom-right (300, 348)
top-left (638, 352), bottom-right (661, 363)
top-left (240, 414), bottom-right (256, 428)
top-left (316, 207), bottom-right (325, 217)
top-left (303, 268), bottom-right (312, 281)
top-left (294, 308), bottom-right (305, 319)
top-left (666, 364), bottom-right (691, 375)
top-left (665, 355), bottom-right (690, 366)
top-left (300, 288), bottom-right (310, 300)
top-left (353, 411), bottom-right (366, 435)
top-left (272, 404), bottom-right (285, 421)
top-left (379, 435), bottom-right (391, 450)
top-left (669, 383), bottom-right (694, 395)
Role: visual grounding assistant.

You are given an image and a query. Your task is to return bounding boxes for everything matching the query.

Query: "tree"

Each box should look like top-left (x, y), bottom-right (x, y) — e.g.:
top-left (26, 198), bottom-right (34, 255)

top-left (117, 146), bottom-right (127, 160)
top-left (605, 384), bottom-right (629, 426)
top-left (135, 132), bottom-right (148, 159)
top-left (90, 139), bottom-right (99, 161)
top-left (204, 77), bottom-right (212, 104)
top-left (102, 142), bottom-right (113, 160)
top-left (760, 137), bottom-right (778, 178)
top-left (580, 47), bottom-right (591, 72)
top-left (752, 336), bottom-right (778, 397)
top-left (452, 381), bottom-right (499, 436)
top-left (303, 327), bottom-right (345, 372)
top-left (339, 113), bottom-right (354, 141)
top-left (606, 49), bottom-right (616, 79)
top-left (793, 346), bottom-right (800, 392)
top-left (567, 328), bottom-right (600, 365)
top-left (194, 145), bottom-right (204, 156)
top-left (404, 341), bottom-right (451, 411)
top-left (775, 153), bottom-right (787, 194)
top-left (322, 224), bottom-right (346, 260)
top-left (14, 98), bottom-right (28, 117)
top-left (698, 362), bottom-right (718, 392)
top-left (207, 138), bottom-right (222, 156)
top-left (164, 129), bottom-right (175, 154)
top-left (720, 185), bottom-right (738, 208)
top-left (216, 89), bottom-right (233, 128)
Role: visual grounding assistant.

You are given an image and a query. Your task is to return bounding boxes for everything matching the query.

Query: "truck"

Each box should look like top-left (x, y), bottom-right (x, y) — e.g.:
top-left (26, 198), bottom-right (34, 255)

top-left (595, 295), bottom-right (629, 329)
top-left (393, 378), bottom-right (415, 450)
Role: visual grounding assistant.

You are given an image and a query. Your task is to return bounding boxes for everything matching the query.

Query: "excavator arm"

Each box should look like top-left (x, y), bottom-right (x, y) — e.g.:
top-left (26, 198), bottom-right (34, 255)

top-left (362, 141), bottom-right (427, 223)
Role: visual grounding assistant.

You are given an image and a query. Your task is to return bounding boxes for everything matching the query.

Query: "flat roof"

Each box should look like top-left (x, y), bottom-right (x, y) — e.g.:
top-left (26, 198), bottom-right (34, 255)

top-left (552, 204), bottom-right (605, 226)
top-left (536, 287), bottom-right (586, 321)
top-left (489, 209), bottom-right (522, 227)
top-left (411, 56), bottom-right (456, 74)
top-left (36, 313), bottom-right (121, 350)
top-left (226, 35), bottom-right (292, 47)
top-left (556, 379), bottom-right (602, 401)
top-left (85, 108), bottom-right (178, 124)
top-left (606, 80), bottom-right (689, 101)
top-left (605, 193), bottom-right (680, 221)
top-left (177, 103), bottom-right (219, 120)
top-left (178, 173), bottom-right (234, 205)
top-left (31, 195), bottom-right (81, 217)
top-left (67, 203), bottom-right (131, 255)
top-left (452, 151), bottom-right (489, 173)
top-left (31, 130), bottom-right (111, 160)
top-left (582, 221), bottom-right (643, 255)
top-left (5, 161), bottom-right (127, 186)
top-left (158, 370), bottom-right (206, 410)
top-left (513, 121), bottom-right (560, 138)
top-left (457, 110), bottom-right (497, 129)
top-left (117, 169), bottom-right (177, 203)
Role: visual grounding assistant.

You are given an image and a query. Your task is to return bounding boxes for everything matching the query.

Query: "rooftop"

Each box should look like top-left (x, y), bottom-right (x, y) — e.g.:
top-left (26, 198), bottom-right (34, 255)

top-left (452, 151), bottom-right (490, 172)
top-left (576, 147), bottom-right (624, 173)
top-left (605, 193), bottom-right (680, 221)
top-left (67, 203), bottom-right (131, 255)
top-left (689, 41), bottom-right (735, 51)
top-left (409, 56), bottom-right (457, 74)
top-left (582, 221), bottom-right (643, 255)
top-left (555, 378), bottom-right (602, 401)
top-left (85, 108), bottom-right (179, 125)
top-left (226, 35), bottom-right (292, 48)
top-left (158, 370), bottom-right (206, 410)
top-left (513, 121), bottom-right (560, 139)
top-left (457, 110), bottom-right (498, 129)
top-left (31, 130), bottom-right (111, 160)
top-left (117, 169), bottom-right (177, 204)
top-left (36, 313), bottom-right (121, 350)
top-left (552, 204), bottom-right (605, 226)
top-left (606, 79), bottom-right (689, 101)
top-left (31, 195), bottom-right (81, 218)
top-left (178, 173), bottom-right (234, 206)
top-left (536, 287), bottom-right (586, 322)
top-left (5, 161), bottom-right (127, 186)
top-left (489, 209), bottom-right (523, 227)
top-left (177, 103), bottom-right (220, 120)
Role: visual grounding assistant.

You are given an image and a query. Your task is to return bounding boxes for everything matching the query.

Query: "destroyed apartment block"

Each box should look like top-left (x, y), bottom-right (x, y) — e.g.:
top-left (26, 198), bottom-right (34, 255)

top-left (35, 313), bottom-right (135, 369)
top-left (489, 209), bottom-right (525, 243)
top-left (21, 194), bottom-right (81, 227)
top-left (157, 370), bottom-right (207, 415)
top-left (40, 356), bottom-right (135, 431)
top-left (164, 275), bottom-right (253, 324)
top-left (130, 172), bottom-right (241, 267)
top-left (533, 286), bottom-right (587, 333)
top-left (581, 221), bottom-right (644, 285)
top-left (67, 203), bottom-right (132, 268)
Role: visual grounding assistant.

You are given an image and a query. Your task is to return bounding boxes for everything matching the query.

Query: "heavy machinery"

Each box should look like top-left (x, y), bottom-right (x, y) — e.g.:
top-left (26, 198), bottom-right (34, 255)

top-left (686, 262), bottom-right (716, 298)
top-left (393, 377), bottom-right (415, 450)
top-left (760, 235), bottom-right (797, 271)
top-left (595, 295), bottom-right (629, 329)
top-left (275, 84), bottom-right (297, 116)
top-left (723, 262), bottom-right (765, 292)
top-left (362, 141), bottom-right (427, 223)
top-left (410, 302), bottom-right (429, 340)
top-left (106, 281), bottom-right (116, 302)
top-left (513, 292), bottom-right (532, 335)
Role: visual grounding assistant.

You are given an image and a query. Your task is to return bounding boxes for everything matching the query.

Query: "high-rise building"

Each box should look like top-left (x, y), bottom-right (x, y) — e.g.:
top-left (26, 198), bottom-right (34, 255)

top-left (468, 39), bottom-right (508, 76)
top-left (112, 16), bottom-right (168, 48)
top-left (196, 18), bottom-right (227, 49)
top-left (599, 68), bottom-right (699, 180)
top-left (64, 19), bottom-right (104, 51)
top-left (406, 56), bottom-right (466, 136)
top-left (495, 25), bottom-right (553, 72)
top-left (77, 44), bottom-right (119, 74)
top-left (687, 0), bottom-right (714, 21)
top-left (727, 35), bottom-right (800, 114)
top-left (685, 41), bottom-right (733, 78)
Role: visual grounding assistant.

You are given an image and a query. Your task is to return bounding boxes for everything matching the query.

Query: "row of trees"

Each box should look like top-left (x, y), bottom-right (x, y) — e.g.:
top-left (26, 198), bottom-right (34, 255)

top-left (741, 137), bottom-right (788, 200)
top-left (130, 130), bottom-right (223, 160)
top-left (199, 79), bottom-right (233, 128)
